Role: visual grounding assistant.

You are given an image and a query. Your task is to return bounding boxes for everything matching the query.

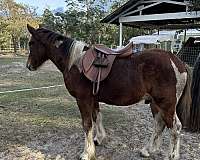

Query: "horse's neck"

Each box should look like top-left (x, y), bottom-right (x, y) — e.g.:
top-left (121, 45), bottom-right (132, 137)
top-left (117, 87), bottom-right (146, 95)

top-left (49, 49), bottom-right (69, 73)
top-left (48, 40), bottom-right (86, 74)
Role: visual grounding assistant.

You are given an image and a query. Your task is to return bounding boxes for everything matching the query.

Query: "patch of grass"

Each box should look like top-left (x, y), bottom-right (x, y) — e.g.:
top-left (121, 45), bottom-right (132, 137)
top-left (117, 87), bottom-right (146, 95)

top-left (102, 106), bottom-right (129, 127)
top-left (0, 109), bottom-right (81, 128)
top-left (0, 71), bottom-right (64, 91)
top-left (0, 57), bottom-right (64, 92)
top-left (0, 87), bottom-right (80, 127)
top-left (0, 57), bottom-right (82, 152)
top-left (0, 57), bottom-right (25, 65)
top-left (0, 57), bottom-right (129, 157)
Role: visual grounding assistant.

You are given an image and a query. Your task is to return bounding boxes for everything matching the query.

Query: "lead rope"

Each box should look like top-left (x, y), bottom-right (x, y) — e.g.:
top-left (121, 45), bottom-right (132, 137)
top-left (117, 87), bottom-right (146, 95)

top-left (93, 67), bottom-right (101, 95)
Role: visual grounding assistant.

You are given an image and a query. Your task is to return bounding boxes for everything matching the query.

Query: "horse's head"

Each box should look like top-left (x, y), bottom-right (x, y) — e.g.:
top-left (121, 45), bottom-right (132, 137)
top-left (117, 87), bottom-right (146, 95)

top-left (26, 24), bottom-right (49, 71)
top-left (26, 24), bottom-right (76, 72)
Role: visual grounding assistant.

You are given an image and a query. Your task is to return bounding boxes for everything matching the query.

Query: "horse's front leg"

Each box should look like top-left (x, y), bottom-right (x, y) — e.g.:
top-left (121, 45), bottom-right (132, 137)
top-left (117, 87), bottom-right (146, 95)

top-left (77, 99), bottom-right (96, 160)
top-left (92, 102), bottom-right (106, 146)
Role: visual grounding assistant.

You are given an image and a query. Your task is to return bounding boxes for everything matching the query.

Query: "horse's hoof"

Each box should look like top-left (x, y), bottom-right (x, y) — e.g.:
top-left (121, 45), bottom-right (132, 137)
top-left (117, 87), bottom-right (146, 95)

top-left (140, 148), bottom-right (150, 157)
top-left (94, 139), bottom-right (100, 146)
top-left (79, 155), bottom-right (87, 160)
top-left (167, 154), bottom-right (180, 160)
top-left (79, 157), bottom-right (96, 160)
top-left (79, 153), bottom-right (96, 160)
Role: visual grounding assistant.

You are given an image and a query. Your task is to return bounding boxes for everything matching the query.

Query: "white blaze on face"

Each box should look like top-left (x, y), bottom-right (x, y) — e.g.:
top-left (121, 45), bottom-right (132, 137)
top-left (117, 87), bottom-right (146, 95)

top-left (68, 41), bottom-right (87, 70)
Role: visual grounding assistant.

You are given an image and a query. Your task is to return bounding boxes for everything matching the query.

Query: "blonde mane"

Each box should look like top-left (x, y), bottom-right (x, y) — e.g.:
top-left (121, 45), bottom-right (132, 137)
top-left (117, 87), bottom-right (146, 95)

top-left (68, 41), bottom-right (87, 70)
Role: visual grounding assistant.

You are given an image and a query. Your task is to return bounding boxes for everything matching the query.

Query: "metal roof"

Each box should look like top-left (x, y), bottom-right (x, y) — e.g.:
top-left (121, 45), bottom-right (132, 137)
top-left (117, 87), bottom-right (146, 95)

top-left (101, 0), bottom-right (138, 24)
top-left (101, 0), bottom-right (200, 29)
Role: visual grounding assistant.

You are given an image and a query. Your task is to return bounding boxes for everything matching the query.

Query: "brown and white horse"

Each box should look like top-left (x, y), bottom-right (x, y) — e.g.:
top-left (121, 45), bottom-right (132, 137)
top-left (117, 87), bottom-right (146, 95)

top-left (26, 25), bottom-right (192, 160)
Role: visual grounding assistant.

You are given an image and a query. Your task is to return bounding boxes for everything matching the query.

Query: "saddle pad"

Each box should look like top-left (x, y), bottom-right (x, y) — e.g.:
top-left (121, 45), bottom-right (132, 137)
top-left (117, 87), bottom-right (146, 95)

top-left (82, 48), bottom-right (116, 82)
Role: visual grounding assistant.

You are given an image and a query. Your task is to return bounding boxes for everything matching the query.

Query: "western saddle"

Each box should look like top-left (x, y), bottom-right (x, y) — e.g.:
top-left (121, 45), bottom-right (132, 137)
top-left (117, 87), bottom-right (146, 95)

top-left (82, 43), bottom-right (133, 95)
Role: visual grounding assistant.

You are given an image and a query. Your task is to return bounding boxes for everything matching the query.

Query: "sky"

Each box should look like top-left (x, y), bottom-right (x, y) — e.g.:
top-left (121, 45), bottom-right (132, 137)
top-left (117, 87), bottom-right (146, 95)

top-left (15, 0), bottom-right (66, 15)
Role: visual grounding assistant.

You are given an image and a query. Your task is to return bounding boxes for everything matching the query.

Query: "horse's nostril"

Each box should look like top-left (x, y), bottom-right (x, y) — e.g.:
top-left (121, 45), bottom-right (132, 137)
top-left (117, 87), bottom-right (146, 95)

top-left (26, 63), bottom-right (33, 71)
top-left (26, 63), bottom-right (36, 71)
top-left (26, 63), bottom-right (30, 69)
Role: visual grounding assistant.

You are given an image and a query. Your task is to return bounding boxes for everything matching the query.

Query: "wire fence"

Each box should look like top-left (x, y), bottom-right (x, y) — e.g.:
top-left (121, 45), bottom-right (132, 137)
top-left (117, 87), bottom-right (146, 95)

top-left (177, 47), bottom-right (200, 66)
top-left (0, 85), bottom-right (64, 94)
top-left (0, 47), bottom-right (28, 55)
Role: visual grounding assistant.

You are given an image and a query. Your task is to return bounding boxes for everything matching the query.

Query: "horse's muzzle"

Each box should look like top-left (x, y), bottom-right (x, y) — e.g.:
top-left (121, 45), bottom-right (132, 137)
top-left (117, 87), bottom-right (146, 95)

top-left (26, 63), bottom-right (36, 71)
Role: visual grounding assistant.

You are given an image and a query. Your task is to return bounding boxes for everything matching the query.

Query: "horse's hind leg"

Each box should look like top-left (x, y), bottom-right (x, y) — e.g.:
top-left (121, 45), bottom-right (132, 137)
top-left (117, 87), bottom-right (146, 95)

top-left (77, 99), bottom-right (96, 160)
top-left (168, 112), bottom-right (182, 160)
top-left (167, 59), bottom-right (187, 159)
top-left (140, 103), bottom-right (165, 157)
top-left (92, 103), bottom-right (106, 146)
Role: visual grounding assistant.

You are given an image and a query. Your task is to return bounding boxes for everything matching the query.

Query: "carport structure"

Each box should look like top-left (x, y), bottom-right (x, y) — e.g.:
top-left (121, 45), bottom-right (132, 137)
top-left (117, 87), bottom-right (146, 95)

top-left (101, 0), bottom-right (200, 46)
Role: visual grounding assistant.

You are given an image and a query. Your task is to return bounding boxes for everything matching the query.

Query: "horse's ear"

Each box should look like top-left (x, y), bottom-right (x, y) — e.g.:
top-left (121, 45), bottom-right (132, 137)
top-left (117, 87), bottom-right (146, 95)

top-left (27, 24), bottom-right (36, 35)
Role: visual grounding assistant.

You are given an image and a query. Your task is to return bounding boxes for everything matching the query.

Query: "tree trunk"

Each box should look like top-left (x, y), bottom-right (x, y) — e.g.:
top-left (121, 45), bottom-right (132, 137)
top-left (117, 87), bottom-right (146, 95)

top-left (12, 35), bottom-right (18, 56)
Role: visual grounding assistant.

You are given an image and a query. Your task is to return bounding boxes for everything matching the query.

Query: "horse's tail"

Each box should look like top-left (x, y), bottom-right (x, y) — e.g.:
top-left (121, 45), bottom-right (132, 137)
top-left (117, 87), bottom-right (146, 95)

top-left (176, 64), bottom-right (192, 129)
top-left (189, 56), bottom-right (200, 131)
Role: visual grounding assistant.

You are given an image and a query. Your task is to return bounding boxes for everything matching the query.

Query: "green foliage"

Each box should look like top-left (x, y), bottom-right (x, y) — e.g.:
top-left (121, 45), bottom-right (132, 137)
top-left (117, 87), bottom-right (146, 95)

top-left (42, 9), bottom-right (58, 31)
top-left (41, 0), bottom-right (140, 47)
top-left (64, 0), bottom-right (107, 43)
top-left (0, 0), bottom-right (146, 52)
top-left (110, 0), bottom-right (128, 12)
top-left (0, 0), bottom-right (39, 54)
top-left (0, 17), bottom-right (11, 47)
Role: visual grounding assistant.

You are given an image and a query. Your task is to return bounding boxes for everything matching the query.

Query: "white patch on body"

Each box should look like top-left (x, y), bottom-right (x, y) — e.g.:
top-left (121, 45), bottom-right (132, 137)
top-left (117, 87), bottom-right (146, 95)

top-left (94, 112), bottom-right (106, 145)
top-left (170, 59), bottom-right (187, 105)
top-left (168, 59), bottom-right (187, 159)
top-left (80, 125), bottom-right (96, 160)
top-left (54, 40), bottom-right (63, 48)
top-left (140, 112), bottom-right (165, 157)
top-left (68, 41), bottom-right (87, 70)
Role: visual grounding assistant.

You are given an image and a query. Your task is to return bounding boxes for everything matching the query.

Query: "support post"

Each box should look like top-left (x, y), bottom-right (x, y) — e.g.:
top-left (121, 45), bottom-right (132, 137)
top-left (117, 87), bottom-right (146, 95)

top-left (184, 29), bottom-right (187, 43)
top-left (157, 29), bottom-right (160, 49)
top-left (119, 23), bottom-right (123, 47)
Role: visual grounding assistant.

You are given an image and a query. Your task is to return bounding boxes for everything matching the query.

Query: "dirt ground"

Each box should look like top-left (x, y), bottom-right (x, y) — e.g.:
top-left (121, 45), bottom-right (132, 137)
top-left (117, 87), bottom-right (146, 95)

top-left (0, 57), bottom-right (199, 160)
